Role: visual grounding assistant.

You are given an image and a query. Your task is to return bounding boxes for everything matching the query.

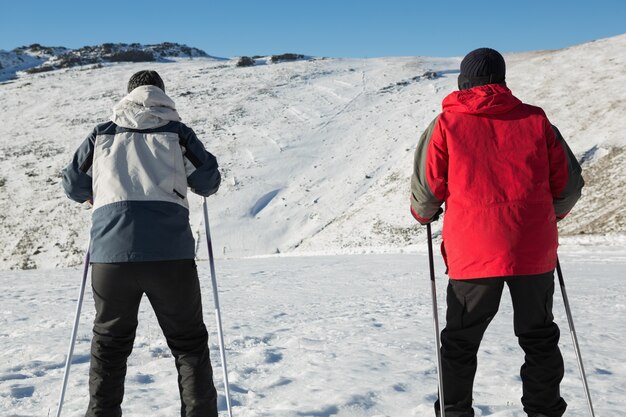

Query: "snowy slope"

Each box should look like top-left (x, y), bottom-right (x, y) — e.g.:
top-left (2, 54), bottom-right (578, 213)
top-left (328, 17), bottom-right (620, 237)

top-left (505, 36), bottom-right (626, 236)
top-left (0, 34), bottom-right (625, 269)
top-left (0, 49), bottom-right (50, 82)
top-left (1, 244), bottom-right (625, 416)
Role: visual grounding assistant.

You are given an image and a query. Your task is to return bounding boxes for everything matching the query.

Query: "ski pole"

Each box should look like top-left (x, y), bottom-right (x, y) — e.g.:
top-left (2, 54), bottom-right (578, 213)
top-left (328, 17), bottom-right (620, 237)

top-left (55, 243), bottom-right (90, 417)
top-left (202, 198), bottom-right (233, 417)
top-left (556, 257), bottom-right (595, 417)
top-left (426, 223), bottom-right (445, 417)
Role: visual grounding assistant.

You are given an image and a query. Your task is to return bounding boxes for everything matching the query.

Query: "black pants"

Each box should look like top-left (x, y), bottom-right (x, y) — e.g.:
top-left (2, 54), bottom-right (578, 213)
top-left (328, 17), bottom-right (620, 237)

top-left (435, 272), bottom-right (567, 417)
top-left (86, 260), bottom-right (218, 417)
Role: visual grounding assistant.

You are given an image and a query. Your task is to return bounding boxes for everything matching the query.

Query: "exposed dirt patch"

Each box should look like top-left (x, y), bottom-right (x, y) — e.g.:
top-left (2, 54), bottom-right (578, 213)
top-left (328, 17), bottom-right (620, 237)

top-left (560, 147), bottom-right (625, 235)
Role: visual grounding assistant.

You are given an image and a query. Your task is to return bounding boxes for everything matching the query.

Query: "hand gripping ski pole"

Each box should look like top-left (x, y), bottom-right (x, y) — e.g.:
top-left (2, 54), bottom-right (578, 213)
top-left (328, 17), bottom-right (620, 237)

top-left (556, 257), bottom-right (595, 417)
top-left (202, 198), bottom-right (233, 417)
top-left (55, 243), bottom-right (90, 417)
top-left (426, 224), bottom-right (445, 417)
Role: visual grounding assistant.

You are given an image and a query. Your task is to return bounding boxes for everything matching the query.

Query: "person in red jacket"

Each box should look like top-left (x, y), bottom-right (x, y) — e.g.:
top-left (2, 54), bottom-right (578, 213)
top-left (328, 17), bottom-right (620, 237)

top-left (410, 48), bottom-right (583, 417)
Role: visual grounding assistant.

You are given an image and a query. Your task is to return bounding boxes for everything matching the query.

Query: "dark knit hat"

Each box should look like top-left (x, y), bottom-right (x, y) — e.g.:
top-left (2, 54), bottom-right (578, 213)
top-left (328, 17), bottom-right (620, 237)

top-left (458, 48), bottom-right (506, 90)
top-left (127, 70), bottom-right (165, 93)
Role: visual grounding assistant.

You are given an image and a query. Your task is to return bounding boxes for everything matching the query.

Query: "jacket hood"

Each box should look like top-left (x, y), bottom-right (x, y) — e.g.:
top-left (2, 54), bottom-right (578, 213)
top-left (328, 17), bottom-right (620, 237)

top-left (442, 84), bottom-right (521, 115)
top-left (112, 85), bottom-right (181, 129)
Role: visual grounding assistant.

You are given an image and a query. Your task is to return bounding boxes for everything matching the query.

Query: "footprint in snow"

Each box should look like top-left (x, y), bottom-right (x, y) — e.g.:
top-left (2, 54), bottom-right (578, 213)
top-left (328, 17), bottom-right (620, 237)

top-left (230, 333), bottom-right (274, 348)
top-left (217, 393), bottom-right (243, 411)
top-left (150, 346), bottom-right (171, 358)
top-left (263, 349), bottom-right (283, 364)
top-left (10, 385), bottom-right (35, 398)
top-left (296, 405), bottom-right (340, 417)
top-left (132, 373), bottom-right (154, 384)
top-left (6, 354), bottom-right (90, 383)
top-left (344, 392), bottom-right (377, 410)
top-left (70, 353), bottom-right (91, 365)
top-left (0, 373), bottom-right (29, 382)
top-left (392, 383), bottom-right (407, 392)
top-left (228, 383), bottom-right (249, 394)
top-left (267, 376), bottom-right (293, 388)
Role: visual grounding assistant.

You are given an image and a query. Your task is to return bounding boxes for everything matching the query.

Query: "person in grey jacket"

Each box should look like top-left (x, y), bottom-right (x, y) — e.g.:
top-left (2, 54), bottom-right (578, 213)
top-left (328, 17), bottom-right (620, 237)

top-left (62, 70), bottom-right (221, 417)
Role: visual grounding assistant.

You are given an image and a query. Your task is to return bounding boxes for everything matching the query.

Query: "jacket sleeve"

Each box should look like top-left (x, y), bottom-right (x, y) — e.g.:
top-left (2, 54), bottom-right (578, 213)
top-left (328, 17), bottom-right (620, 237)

top-left (179, 124), bottom-right (221, 197)
top-left (410, 116), bottom-right (446, 224)
top-left (547, 124), bottom-right (584, 220)
top-left (62, 128), bottom-right (96, 203)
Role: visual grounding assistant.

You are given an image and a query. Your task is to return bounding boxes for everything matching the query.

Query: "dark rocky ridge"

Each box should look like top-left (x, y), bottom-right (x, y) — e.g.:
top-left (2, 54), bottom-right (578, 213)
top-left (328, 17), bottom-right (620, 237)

top-left (0, 42), bottom-right (213, 80)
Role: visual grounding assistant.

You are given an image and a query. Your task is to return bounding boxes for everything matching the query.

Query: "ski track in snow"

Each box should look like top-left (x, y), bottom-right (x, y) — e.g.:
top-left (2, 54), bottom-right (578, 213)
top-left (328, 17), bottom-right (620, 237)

top-left (1, 246), bottom-right (625, 416)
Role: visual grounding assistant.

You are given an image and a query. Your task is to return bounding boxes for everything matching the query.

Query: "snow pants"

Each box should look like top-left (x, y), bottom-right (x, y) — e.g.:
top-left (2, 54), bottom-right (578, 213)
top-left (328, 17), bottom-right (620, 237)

top-left (435, 271), bottom-right (567, 417)
top-left (86, 260), bottom-right (218, 417)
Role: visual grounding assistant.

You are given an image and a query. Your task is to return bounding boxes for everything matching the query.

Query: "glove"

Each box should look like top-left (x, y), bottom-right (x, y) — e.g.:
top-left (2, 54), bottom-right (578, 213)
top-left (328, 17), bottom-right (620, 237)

top-left (411, 206), bottom-right (443, 225)
top-left (430, 207), bottom-right (444, 223)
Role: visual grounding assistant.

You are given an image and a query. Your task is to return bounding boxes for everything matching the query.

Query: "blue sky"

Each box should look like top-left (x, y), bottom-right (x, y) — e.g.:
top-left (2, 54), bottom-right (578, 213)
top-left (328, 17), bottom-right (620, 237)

top-left (1, 0), bottom-right (625, 58)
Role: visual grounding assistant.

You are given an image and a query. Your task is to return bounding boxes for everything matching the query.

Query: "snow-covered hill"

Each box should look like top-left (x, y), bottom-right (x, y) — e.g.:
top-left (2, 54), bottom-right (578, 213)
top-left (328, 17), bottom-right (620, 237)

top-left (0, 42), bottom-right (212, 81)
top-left (0, 34), bottom-right (624, 269)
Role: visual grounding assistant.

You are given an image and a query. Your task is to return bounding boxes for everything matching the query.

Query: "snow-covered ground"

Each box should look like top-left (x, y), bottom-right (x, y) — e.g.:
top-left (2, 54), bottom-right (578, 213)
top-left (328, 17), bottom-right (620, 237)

top-left (0, 34), bottom-right (624, 270)
top-left (1, 241), bottom-right (625, 416)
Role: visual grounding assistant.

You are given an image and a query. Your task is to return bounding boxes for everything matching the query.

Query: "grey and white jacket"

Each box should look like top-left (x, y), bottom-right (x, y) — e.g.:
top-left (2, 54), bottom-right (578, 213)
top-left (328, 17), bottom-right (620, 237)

top-left (62, 86), bottom-right (221, 263)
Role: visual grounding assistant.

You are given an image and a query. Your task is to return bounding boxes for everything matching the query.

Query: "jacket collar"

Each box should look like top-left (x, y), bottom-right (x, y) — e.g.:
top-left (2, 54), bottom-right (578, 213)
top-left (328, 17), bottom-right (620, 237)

top-left (442, 84), bottom-right (521, 115)
top-left (112, 85), bottom-right (181, 129)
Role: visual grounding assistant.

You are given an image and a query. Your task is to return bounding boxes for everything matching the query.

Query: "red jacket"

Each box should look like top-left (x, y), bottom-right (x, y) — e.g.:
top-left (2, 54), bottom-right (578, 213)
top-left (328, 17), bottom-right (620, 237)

top-left (410, 84), bottom-right (583, 279)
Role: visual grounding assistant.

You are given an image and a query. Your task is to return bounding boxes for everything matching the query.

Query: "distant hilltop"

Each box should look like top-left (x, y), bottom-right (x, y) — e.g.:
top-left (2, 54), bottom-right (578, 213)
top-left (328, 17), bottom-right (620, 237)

top-left (0, 42), bottom-right (314, 82)
top-left (0, 42), bottom-right (214, 81)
